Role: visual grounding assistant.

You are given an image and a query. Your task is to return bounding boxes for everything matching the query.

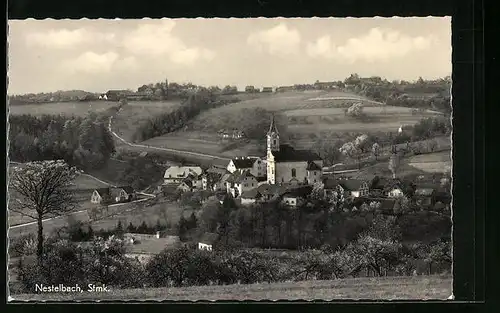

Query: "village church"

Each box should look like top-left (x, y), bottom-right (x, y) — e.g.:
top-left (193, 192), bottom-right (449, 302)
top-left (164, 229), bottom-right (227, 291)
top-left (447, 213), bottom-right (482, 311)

top-left (266, 116), bottom-right (323, 185)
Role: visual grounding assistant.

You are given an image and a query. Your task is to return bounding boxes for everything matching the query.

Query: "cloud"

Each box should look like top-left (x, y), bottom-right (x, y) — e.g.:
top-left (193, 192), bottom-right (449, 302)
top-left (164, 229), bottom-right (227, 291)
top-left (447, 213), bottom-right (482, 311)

top-left (26, 28), bottom-right (115, 49)
top-left (122, 19), bottom-right (215, 65)
top-left (62, 52), bottom-right (137, 74)
top-left (307, 28), bottom-right (436, 63)
top-left (247, 23), bottom-right (301, 55)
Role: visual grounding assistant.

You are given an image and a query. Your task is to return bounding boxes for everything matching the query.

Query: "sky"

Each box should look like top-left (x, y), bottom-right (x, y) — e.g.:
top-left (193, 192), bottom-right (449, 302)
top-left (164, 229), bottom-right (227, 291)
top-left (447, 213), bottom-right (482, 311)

top-left (7, 17), bottom-right (451, 95)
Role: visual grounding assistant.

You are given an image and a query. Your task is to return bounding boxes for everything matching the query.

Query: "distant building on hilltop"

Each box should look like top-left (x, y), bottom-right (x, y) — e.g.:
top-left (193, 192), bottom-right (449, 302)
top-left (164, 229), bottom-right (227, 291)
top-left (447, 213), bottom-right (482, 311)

top-left (262, 87), bottom-right (274, 93)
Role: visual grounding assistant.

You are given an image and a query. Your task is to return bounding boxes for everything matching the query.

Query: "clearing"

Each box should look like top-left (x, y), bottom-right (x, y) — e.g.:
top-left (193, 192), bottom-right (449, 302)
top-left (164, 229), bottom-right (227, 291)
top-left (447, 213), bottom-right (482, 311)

top-left (11, 275), bottom-right (452, 301)
top-left (111, 100), bottom-right (182, 142)
top-left (9, 101), bottom-right (117, 116)
top-left (407, 150), bottom-right (452, 173)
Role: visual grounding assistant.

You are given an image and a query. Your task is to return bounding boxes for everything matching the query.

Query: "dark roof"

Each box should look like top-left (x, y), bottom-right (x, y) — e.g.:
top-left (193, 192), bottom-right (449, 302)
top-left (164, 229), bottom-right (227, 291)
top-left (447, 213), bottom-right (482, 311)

top-left (414, 187), bottom-right (435, 196)
top-left (199, 232), bottom-right (219, 245)
top-left (228, 170), bottom-right (256, 184)
top-left (360, 197), bottom-right (397, 211)
top-left (282, 185), bottom-right (313, 198)
top-left (118, 186), bottom-right (135, 194)
top-left (231, 158), bottom-right (255, 169)
top-left (271, 144), bottom-right (322, 162)
top-left (306, 161), bottom-right (322, 171)
top-left (370, 176), bottom-right (391, 190)
top-left (94, 188), bottom-right (110, 197)
top-left (256, 176), bottom-right (268, 182)
top-left (322, 177), bottom-right (339, 190)
top-left (181, 180), bottom-right (193, 188)
top-left (206, 165), bottom-right (229, 175)
top-left (338, 179), bottom-right (366, 191)
top-left (257, 183), bottom-right (288, 196)
top-left (241, 188), bottom-right (262, 199)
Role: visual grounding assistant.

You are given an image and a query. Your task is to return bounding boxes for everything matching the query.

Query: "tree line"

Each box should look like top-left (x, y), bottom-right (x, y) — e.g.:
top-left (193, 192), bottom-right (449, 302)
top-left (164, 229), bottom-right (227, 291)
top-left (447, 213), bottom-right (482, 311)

top-left (14, 214), bottom-right (451, 294)
top-left (9, 112), bottom-right (115, 170)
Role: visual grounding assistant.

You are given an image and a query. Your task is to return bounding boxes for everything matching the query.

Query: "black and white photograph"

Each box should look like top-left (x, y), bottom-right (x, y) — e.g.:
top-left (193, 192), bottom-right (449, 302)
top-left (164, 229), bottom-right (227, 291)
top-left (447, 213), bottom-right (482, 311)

top-left (7, 17), bottom-right (453, 301)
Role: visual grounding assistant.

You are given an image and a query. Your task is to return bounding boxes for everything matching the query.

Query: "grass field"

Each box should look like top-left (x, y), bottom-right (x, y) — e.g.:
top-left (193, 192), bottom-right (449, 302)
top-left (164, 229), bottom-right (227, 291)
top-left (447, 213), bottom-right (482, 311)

top-left (407, 150), bottom-right (452, 173)
top-left (8, 164), bottom-right (111, 228)
top-left (11, 275), bottom-right (452, 301)
top-left (112, 100), bottom-right (182, 141)
top-left (134, 90), bottom-right (444, 157)
top-left (89, 199), bottom-right (195, 231)
top-left (9, 101), bottom-right (117, 116)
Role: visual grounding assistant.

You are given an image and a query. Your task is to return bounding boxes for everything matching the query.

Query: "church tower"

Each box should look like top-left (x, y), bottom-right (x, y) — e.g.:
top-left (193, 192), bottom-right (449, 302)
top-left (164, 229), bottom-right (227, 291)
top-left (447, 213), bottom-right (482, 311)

top-left (267, 114), bottom-right (280, 153)
top-left (266, 115), bottom-right (280, 184)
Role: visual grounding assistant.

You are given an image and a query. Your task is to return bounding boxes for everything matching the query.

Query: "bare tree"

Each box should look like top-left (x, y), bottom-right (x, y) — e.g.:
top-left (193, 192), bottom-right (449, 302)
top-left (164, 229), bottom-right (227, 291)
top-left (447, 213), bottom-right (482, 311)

top-left (10, 160), bottom-right (78, 260)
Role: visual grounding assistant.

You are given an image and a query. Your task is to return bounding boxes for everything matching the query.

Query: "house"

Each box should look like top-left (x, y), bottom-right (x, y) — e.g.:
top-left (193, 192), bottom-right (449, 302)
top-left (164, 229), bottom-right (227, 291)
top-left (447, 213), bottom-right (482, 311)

top-left (385, 179), bottom-right (413, 198)
top-left (314, 81), bottom-right (337, 90)
top-left (226, 170), bottom-right (258, 198)
top-left (198, 232), bottom-right (219, 251)
top-left (262, 87), bottom-right (274, 93)
top-left (281, 185), bottom-right (313, 207)
top-left (369, 176), bottom-right (391, 197)
top-left (113, 186), bottom-right (136, 202)
top-left (105, 90), bottom-right (133, 101)
top-left (245, 85), bottom-right (257, 93)
top-left (322, 177), bottom-right (340, 199)
top-left (124, 232), bottom-right (181, 263)
top-left (413, 186), bottom-right (436, 207)
top-left (337, 179), bottom-right (369, 198)
top-left (201, 167), bottom-right (228, 191)
top-left (177, 179), bottom-right (194, 192)
top-left (276, 86), bottom-right (295, 93)
top-left (91, 188), bottom-right (111, 204)
top-left (227, 157), bottom-right (255, 174)
top-left (256, 183), bottom-right (281, 201)
top-left (306, 161), bottom-right (322, 184)
top-left (164, 166), bottom-right (203, 185)
top-left (240, 188), bottom-right (263, 205)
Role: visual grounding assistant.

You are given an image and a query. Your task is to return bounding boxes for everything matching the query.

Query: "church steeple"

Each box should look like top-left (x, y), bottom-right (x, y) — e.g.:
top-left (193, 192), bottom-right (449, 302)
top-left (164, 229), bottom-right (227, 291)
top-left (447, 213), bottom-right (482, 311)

top-left (267, 114), bottom-right (280, 152)
top-left (267, 114), bottom-right (279, 136)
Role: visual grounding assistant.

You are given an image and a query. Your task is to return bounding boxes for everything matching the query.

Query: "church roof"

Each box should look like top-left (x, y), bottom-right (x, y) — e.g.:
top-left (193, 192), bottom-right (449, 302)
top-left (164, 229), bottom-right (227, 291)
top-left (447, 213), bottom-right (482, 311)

top-left (267, 114), bottom-right (279, 135)
top-left (271, 144), bottom-right (322, 162)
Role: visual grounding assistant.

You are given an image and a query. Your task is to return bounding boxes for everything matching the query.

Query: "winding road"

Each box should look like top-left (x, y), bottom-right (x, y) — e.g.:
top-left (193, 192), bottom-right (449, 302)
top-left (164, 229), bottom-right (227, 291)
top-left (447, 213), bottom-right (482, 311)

top-left (108, 114), bottom-right (230, 162)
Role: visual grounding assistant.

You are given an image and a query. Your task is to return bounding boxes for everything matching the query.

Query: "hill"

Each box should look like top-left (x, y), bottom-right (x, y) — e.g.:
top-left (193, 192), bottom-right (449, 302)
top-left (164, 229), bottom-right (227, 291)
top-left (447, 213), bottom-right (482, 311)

top-left (11, 275), bottom-right (452, 301)
top-left (9, 101), bottom-right (117, 116)
top-left (136, 90), bottom-right (445, 159)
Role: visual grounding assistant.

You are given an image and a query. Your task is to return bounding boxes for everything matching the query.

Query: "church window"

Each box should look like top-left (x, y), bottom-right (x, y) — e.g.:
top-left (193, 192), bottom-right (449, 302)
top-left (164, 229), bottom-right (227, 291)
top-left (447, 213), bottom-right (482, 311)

top-left (273, 140), bottom-right (277, 146)
top-left (282, 177), bottom-right (284, 183)
top-left (291, 168), bottom-right (296, 177)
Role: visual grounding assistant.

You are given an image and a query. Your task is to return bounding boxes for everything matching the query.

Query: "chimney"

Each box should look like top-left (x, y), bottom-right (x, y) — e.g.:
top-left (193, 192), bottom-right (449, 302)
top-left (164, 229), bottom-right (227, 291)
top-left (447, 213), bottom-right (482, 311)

top-left (156, 231), bottom-right (161, 239)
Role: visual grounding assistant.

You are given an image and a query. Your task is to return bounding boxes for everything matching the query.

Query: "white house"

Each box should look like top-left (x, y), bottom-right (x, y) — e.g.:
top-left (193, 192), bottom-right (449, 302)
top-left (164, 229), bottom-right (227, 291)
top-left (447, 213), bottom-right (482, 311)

top-left (164, 166), bottom-right (203, 185)
top-left (198, 233), bottom-right (219, 252)
top-left (337, 179), bottom-right (369, 198)
top-left (225, 170), bottom-right (258, 198)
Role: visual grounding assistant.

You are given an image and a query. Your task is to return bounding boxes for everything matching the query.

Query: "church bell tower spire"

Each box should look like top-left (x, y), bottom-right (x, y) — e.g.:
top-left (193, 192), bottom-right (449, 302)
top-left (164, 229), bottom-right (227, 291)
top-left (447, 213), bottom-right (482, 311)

top-left (267, 114), bottom-right (280, 152)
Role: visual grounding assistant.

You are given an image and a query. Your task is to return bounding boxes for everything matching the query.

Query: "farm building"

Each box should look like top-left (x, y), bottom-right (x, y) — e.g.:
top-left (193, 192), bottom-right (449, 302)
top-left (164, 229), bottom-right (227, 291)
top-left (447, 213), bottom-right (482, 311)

top-left (413, 186), bottom-right (437, 207)
top-left (105, 90), bottom-right (133, 101)
top-left (245, 85), bottom-right (257, 93)
top-left (198, 233), bottom-right (219, 251)
top-left (262, 87), bottom-right (274, 93)
top-left (337, 179), bottom-right (370, 198)
top-left (240, 188), bottom-right (263, 205)
top-left (164, 166), bottom-right (203, 185)
top-left (90, 186), bottom-right (136, 204)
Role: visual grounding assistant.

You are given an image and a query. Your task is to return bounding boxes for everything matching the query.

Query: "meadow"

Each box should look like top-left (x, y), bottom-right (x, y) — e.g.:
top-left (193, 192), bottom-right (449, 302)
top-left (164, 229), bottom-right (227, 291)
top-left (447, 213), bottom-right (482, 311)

top-left (111, 100), bottom-right (182, 141)
top-left (9, 101), bottom-right (117, 116)
top-left (407, 150), bottom-right (452, 173)
top-left (88, 199), bottom-right (195, 231)
top-left (135, 90), bottom-right (444, 157)
top-left (8, 164), bottom-right (111, 228)
top-left (12, 275), bottom-right (452, 301)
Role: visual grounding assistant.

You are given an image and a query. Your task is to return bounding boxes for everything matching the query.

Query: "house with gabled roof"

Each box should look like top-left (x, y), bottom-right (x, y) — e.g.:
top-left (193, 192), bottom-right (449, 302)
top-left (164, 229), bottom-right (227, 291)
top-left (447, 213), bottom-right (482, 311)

top-left (164, 166), bottom-right (203, 185)
top-left (413, 185), bottom-right (437, 207)
top-left (337, 179), bottom-right (369, 198)
top-left (226, 170), bottom-right (258, 198)
top-left (91, 186), bottom-right (136, 204)
top-left (281, 185), bottom-right (313, 207)
top-left (240, 188), bottom-right (263, 205)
